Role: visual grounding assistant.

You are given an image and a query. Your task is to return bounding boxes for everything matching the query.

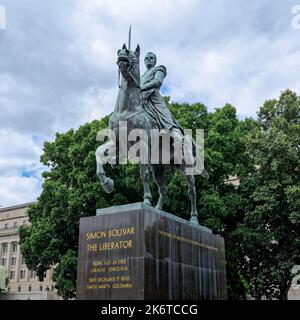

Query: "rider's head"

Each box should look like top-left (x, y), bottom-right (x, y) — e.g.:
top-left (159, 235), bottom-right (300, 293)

top-left (144, 52), bottom-right (157, 69)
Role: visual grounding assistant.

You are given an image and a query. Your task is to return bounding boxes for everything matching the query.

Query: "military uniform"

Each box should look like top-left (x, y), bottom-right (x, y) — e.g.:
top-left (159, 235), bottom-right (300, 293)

top-left (140, 65), bottom-right (183, 133)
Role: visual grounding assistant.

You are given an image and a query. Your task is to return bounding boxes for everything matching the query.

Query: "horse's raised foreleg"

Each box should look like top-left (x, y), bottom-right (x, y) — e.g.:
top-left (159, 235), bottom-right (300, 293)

top-left (140, 164), bottom-right (152, 206)
top-left (152, 166), bottom-right (167, 210)
top-left (95, 140), bottom-right (116, 193)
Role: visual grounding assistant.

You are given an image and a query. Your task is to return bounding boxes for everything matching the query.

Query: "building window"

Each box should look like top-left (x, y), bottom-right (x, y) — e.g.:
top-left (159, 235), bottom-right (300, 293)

top-left (1, 243), bottom-right (8, 254)
top-left (20, 270), bottom-right (26, 279)
top-left (12, 242), bottom-right (18, 253)
top-left (1, 258), bottom-right (6, 266)
top-left (4, 223), bottom-right (8, 229)
top-left (18, 286), bottom-right (21, 292)
top-left (39, 285), bottom-right (43, 291)
top-left (30, 270), bottom-right (35, 279)
top-left (10, 271), bottom-right (15, 280)
top-left (11, 256), bottom-right (16, 266)
top-left (21, 256), bottom-right (26, 265)
top-left (51, 285), bottom-right (55, 291)
top-left (28, 285), bottom-right (32, 292)
top-left (13, 222), bottom-right (18, 228)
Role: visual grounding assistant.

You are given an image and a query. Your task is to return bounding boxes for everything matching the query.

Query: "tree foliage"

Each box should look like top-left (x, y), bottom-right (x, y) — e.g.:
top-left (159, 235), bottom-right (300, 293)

top-left (236, 89), bottom-right (300, 300)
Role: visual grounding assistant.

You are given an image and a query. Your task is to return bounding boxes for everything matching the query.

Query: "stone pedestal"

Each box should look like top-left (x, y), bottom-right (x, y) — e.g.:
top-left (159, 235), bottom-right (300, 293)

top-left (76, 203), bottom-right (227, 300)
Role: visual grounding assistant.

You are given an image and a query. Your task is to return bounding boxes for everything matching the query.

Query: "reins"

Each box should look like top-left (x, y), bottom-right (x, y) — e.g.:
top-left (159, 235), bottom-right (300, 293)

top-left (117, 61), bottom-right (141, 89)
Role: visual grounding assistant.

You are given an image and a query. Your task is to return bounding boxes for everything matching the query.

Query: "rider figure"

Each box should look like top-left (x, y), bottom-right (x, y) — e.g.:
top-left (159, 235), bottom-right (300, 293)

top-left (140, 52), bottom-right (184, 144)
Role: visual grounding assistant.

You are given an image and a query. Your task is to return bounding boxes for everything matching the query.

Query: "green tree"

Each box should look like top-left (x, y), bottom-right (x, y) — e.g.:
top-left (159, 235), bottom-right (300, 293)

top-left (237, 89), bottom-right (300, 300)
top-left (52, 250), bottom-right (78, 299)
top-left (19, 101), bottom-right (251, 299)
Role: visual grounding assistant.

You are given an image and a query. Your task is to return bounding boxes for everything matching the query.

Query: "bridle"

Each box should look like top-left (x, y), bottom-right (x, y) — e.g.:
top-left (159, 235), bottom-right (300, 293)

top-left (117, 57), bottom-right (140, 89)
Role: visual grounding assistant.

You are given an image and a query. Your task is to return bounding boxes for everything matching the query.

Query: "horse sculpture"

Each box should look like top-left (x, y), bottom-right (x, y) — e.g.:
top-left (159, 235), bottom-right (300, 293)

top-left (95, 42), bottom-right (208, 224)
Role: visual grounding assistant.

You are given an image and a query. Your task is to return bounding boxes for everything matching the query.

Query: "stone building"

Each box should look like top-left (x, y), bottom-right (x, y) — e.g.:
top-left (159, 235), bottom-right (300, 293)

top-left (0, 203), bottom-right (60, 300)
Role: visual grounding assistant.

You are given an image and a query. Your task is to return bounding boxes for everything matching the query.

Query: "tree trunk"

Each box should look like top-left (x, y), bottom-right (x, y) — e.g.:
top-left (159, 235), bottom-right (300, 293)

top-left (279, 290), bottom-right (288, 300)
top-left (279, 279), bottom-right (292, 300)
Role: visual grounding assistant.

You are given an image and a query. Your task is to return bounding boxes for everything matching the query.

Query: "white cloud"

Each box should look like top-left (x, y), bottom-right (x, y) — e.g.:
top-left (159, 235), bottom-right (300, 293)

top-left (0, 175), bottom-right (41, 206)
top-left (0, 129), bottom-right (43, 206)
top-left (75, 87), bottom-right (117, 124)
top-left (0, 130), bottom-right (42, 174)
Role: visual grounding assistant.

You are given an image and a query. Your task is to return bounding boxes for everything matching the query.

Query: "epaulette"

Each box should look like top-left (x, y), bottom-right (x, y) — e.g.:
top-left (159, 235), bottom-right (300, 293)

top-left (155, 65), bottom-right (167, 76)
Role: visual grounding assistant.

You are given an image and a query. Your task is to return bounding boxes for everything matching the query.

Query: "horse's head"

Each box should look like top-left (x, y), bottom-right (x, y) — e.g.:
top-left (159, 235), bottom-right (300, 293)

top-left (117, 43), bottom-right (140, 83)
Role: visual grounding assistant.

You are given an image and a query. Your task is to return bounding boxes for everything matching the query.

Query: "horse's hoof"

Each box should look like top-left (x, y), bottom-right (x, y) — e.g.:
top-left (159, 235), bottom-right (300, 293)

top-left (190, 216), bottom-right (199, 225)
top-left (143, 199), bottom-right (151, 206)
top-left (102, 178), bottom-right (114, 194)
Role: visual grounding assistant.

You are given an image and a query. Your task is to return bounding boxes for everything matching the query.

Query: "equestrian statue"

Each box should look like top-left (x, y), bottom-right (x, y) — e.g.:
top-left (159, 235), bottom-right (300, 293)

top-left (95, 30), bottom-right (208, 225)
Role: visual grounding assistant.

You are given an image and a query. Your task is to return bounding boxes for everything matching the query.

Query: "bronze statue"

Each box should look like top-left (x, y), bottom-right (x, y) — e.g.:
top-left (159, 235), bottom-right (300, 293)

top-left (95, 36), bottom-right (208, 225)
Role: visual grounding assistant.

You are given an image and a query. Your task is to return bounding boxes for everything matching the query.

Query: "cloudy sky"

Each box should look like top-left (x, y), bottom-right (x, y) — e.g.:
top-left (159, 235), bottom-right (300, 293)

top-left (0, 0), bottom-right (300, 206)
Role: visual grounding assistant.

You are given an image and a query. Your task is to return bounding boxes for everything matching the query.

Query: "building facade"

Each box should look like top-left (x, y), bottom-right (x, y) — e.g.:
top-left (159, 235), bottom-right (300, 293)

top-left (0, 203), bottom-right (60, 300)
